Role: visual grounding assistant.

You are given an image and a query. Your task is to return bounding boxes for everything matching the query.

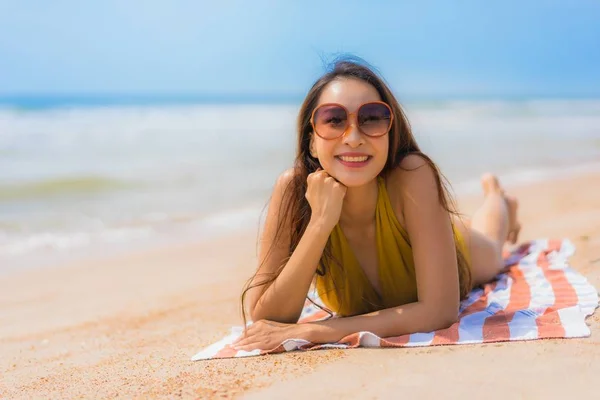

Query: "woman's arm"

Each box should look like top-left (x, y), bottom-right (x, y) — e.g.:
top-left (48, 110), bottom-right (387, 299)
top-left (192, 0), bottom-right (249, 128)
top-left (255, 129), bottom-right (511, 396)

top-left (233, 299), bottom-right (451, 351)
top-left (251, 219), bottom-right (330, 324)
top-left (305, 300), bottom-right (453, 343)
top-left (307, 155), bottom-right (460, 341)
top-left (247, 169), bottom-right (344, 324)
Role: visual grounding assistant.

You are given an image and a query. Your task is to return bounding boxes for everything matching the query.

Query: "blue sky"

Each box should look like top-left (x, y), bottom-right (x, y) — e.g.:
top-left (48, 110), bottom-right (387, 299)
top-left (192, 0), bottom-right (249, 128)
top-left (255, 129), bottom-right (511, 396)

top-left (1, 0), bottom-right (599, 98)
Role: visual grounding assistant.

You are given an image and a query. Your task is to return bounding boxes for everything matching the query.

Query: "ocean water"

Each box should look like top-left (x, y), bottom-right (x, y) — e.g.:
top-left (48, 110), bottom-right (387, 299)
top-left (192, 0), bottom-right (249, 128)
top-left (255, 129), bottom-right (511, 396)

top-left (1, 98), bottom-right (600, 270)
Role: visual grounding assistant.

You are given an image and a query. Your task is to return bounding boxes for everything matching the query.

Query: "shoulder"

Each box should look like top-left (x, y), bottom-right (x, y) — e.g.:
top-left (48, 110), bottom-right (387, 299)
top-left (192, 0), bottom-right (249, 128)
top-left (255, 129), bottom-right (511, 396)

top-left (270, 167), bottom-right (301, 206)
top-left (262, 168), bottom-right (298, 241)
top-left (386, 154), bottom-right (441, 201)
top-left (272, 167), bottom-right (300, 195)
top-left (275, 167), bottom-right (296, 188)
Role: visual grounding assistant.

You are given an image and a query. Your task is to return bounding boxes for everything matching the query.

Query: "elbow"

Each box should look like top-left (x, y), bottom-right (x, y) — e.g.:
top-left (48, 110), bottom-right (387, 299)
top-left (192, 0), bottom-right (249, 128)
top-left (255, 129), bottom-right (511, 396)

top-left (249, 294), bottom-right (302, 324)
top-left (422, 303), bottom-right (459, 331)
top-left (439, 312), bottom-right (458, 330)
top-left (427, 313), bottom-right (457, 332)
top-left (437, 305), bottom-right (459, 330)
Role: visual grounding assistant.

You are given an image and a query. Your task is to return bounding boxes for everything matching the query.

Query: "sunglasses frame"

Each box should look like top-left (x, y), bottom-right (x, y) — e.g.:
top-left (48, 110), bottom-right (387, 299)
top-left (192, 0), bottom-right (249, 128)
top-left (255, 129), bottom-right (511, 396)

top-left (310, 101), bottom-right (394, 140)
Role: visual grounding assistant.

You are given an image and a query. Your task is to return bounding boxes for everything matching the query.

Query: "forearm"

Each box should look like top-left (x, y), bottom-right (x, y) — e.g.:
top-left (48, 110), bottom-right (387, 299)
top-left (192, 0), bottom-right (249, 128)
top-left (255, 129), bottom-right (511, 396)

top-left (252, 220), bottom-right (331, 323)
top-left (306, 301), bottom-right (458, 343)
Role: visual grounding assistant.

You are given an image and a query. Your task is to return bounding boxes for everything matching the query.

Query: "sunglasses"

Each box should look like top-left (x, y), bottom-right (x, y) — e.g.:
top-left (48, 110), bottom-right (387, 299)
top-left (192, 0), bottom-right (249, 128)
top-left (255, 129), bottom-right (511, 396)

top-left (310, 101), bottom-right (394, 140)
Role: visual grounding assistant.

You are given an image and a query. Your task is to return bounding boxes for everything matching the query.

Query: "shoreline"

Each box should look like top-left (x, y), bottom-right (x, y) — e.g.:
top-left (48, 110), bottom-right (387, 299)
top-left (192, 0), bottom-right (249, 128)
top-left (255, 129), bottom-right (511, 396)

top-left (3, 159), bottom-right (600, 277)
top-left (2, 169), bottom-right (600, 398)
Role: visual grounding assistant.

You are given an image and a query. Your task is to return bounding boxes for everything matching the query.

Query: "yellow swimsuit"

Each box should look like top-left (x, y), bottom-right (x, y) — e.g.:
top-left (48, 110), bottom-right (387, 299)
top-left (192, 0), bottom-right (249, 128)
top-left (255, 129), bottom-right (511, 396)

top-left (315, 176), bottom-right (471, 317)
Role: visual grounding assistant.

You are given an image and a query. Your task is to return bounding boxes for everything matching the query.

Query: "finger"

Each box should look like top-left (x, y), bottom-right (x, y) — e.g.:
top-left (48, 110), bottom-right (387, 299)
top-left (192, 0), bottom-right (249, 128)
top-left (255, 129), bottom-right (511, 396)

top-left (233, 330), bottom-right (254, 345)
top-left (232, 327), bottom-right (253, 344)
top-left (231, 334), bottom-right (245, 345)
top-left (233, 339), bottom-right (261, 350)
top-left (232, 337), bottom-right (252, 348)
top-left (234, 342), bottom-right (260, 352)
top-left (307, 170), bottom-right (320, 181)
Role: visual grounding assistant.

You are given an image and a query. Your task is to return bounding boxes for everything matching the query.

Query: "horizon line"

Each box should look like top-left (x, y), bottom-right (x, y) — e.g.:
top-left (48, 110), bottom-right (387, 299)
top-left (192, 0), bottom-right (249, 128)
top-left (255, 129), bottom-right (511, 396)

top-left (1, 92), bottom-right (600, 110)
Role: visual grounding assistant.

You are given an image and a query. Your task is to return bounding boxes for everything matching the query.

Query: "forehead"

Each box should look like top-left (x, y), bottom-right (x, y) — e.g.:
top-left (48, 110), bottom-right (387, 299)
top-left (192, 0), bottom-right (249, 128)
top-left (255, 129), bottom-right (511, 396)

top-left (317, 78), bottom-right (381, 110)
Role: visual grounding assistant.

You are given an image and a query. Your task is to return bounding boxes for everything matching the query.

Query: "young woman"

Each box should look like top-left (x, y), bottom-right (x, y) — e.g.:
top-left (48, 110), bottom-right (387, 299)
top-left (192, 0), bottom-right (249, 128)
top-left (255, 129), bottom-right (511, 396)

top-left (232, 59), bottom-right (521, 351)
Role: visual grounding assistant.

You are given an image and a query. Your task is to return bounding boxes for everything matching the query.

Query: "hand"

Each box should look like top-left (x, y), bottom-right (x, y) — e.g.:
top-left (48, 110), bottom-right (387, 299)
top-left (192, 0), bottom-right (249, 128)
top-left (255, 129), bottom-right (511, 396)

top-left (306, 169), bottom-right (347, 231)
top-left (231, 320), bottom-right (308, 352)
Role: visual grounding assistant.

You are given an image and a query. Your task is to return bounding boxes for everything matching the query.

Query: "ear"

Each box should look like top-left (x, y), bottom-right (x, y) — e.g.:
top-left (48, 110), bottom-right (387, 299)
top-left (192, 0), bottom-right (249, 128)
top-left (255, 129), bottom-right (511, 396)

top-left (309, 134), bottom-right (318, 158)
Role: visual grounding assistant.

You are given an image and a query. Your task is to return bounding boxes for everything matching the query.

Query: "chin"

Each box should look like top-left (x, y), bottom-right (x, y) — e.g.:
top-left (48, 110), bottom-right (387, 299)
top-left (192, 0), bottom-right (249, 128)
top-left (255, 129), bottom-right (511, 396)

top-left (335, 174), bottom-right (376, 187)
top-left (327, 166), bottom-right (383, 187)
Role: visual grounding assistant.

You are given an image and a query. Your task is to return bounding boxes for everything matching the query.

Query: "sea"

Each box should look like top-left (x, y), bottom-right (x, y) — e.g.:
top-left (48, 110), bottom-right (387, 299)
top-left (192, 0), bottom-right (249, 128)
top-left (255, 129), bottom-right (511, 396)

top-left (1, 95), bottom-right (600, 271)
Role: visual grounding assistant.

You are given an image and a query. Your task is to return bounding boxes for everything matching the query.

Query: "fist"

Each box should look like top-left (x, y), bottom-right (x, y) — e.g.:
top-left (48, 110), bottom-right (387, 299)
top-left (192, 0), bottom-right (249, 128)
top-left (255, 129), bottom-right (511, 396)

top-left (306, 169), bottom-right (347, 230)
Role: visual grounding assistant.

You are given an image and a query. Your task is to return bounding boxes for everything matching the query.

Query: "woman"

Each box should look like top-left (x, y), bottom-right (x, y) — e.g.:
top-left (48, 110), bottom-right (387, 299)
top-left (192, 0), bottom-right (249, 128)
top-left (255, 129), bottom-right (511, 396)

top-left (232, 59), bottom-right (521, 351)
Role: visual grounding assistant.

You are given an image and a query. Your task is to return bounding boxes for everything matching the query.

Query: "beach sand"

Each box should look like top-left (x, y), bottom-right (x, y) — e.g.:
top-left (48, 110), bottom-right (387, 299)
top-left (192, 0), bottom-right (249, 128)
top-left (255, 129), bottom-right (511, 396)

top-left (2, 172), bottom-right (599, 399)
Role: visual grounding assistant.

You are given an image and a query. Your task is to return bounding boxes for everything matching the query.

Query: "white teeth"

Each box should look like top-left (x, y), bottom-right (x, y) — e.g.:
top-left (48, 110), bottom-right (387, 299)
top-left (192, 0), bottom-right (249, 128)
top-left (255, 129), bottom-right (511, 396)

top-left (338, 155), bottom-right (369, 162)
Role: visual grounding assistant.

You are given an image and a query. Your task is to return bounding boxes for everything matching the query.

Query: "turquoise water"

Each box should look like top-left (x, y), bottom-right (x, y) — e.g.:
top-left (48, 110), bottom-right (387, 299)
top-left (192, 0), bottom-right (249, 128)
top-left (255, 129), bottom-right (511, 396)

top-left (1, 98), bottom-right (600, 270)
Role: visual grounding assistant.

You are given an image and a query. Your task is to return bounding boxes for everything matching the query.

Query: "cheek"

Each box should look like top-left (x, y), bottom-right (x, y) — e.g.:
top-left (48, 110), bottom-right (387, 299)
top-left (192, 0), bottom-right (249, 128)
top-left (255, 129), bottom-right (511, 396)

top-left (379, 137), bottom-right (389, 153)
top-left (373, 137), bottom-right (389, 163)
top-left (315, 140), bottom-right (336, 162)
top-left (316, 142), bottom-right (345, 174)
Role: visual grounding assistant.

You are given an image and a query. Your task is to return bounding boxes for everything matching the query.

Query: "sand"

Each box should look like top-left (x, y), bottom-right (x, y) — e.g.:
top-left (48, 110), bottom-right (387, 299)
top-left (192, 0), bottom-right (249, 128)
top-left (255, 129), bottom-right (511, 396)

top-left (2, 172), bottom-right (599, 399)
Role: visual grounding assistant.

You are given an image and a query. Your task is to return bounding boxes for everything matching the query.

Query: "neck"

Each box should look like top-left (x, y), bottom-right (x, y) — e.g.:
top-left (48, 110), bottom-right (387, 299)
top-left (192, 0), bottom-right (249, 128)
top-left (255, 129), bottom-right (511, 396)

top-left (338, 177), bottom-right (379, 229)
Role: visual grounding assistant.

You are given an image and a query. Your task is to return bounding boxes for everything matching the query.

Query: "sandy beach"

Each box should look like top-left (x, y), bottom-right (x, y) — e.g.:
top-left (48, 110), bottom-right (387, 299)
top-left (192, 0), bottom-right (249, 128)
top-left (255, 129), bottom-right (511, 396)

top-left (2, 171), bottom-right (599, 399)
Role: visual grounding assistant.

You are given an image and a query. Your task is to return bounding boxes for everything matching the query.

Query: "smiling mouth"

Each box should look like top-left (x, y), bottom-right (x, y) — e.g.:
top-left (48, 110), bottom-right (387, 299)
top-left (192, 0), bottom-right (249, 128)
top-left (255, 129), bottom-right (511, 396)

top-left (335, 155), bottom-right (371, 162)
top-left (334, 155), bottom-right (372, 168)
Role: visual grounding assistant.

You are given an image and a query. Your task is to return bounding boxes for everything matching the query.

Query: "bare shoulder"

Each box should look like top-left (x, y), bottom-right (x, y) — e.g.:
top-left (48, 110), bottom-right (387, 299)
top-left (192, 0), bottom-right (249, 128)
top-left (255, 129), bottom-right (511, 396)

top-left (265, 167), bottom-right (299, 232)
top-left (256, 167), bottom-right (297, 269)
top-left (392, 154), bottom-right (437, 184)
top-left (385, 154), bottom-right (441, 219)
top-left (273, 167), bottom-right (296, 195)
top-left (277, 167), bottom-right (296, 185)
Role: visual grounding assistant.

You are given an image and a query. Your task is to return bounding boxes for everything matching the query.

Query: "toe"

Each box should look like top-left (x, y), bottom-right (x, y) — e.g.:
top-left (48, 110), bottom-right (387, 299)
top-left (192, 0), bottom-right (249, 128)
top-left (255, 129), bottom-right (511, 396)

top-left (481, 173), bottom-right (502, 196)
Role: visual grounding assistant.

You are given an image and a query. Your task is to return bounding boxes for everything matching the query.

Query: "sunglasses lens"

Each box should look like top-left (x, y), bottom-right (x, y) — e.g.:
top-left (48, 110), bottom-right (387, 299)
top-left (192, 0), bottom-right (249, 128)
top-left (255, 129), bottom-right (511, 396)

top-left (313, 105), bottom-right (348, 139)
top-left (358, 103), bottom-right (392, 136)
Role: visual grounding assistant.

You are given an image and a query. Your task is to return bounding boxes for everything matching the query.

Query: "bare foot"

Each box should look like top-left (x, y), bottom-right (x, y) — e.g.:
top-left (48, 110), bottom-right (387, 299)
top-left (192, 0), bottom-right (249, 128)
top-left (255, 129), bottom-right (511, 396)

top-left (480, 173), bottom-right (521, 244)
top-left (481, 173), bottom-right (503, 196)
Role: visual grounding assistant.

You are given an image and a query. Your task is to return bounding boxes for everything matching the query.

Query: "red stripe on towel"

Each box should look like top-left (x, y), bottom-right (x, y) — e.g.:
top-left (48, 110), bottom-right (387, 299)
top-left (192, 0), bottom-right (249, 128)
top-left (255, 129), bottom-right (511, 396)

top-left (215, 345), bottom-right (240, 358)
top-left (381, 333), bottom-right (411, 347)
top-left (482, 264), bottom-right (531, 342)
top-left (536, 246), bottom-right (578, 338)
top-left (337, 333), bottom-right (362, 347)
top-left (547, 239), bottom-right (563, 253)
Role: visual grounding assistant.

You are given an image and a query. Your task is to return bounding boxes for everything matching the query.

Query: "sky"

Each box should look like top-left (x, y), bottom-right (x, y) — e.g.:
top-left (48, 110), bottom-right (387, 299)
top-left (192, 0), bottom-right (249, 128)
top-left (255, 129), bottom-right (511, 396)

top-left (0, 0), bottom-right (599, 98)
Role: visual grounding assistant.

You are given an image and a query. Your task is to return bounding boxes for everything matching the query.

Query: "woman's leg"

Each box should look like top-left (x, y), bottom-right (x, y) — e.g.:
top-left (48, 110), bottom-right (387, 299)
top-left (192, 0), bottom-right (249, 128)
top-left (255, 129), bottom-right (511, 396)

top-left (454, 174), bottom-right (521, 286)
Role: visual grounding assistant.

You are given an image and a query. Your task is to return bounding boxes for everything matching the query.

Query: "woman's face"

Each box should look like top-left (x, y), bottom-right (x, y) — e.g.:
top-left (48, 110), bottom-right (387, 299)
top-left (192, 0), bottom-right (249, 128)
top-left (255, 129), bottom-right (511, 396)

top-left (310, 77), bottom-right (390, 187)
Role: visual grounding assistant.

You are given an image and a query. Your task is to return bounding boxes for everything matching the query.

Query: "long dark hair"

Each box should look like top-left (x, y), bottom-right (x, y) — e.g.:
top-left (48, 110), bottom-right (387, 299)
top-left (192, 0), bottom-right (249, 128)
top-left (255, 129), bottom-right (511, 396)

top-left (240, 58), bottom-right (471, 324)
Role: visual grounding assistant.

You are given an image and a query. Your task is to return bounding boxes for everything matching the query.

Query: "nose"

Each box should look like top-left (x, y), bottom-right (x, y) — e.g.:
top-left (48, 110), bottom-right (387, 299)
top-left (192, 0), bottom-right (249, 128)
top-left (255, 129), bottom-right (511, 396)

top-left (342, 120), bottom-right (364, 147)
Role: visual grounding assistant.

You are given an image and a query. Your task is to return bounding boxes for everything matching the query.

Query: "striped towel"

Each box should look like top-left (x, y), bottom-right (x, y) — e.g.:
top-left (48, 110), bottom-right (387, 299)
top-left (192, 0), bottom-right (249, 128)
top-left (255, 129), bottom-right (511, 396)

top-left (192, 239), bottom-right (598, 360)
